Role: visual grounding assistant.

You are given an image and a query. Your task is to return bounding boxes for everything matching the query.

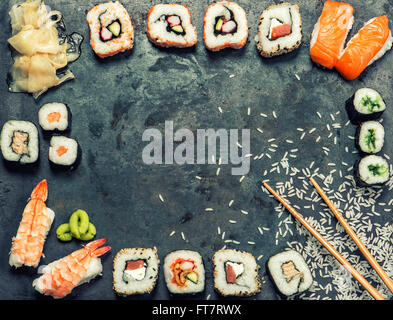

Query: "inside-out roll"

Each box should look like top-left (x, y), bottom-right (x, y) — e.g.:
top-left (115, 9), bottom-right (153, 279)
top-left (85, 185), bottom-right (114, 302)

top-left (256, 2), bottom-right (302, 58)
top-left (147, 4), bottom-right (197, 48)
top-left (203, 1), bottom-right (248, 52)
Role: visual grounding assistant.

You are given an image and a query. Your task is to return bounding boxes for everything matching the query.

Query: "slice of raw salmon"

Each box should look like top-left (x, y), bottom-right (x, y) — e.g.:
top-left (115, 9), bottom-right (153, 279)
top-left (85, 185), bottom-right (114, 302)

top-left (310, 0), bottom-right (354, 69)
top-left (335, 15), bottom-right (392, 80)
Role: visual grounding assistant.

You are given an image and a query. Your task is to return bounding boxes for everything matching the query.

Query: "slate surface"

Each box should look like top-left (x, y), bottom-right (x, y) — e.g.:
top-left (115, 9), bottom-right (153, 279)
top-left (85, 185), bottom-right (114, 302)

top-left (0, 0), bottom-right (392, 300)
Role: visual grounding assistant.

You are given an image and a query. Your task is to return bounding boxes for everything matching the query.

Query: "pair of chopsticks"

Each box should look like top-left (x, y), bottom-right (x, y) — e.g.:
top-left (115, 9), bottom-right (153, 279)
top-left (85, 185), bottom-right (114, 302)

top-left (264, 176), bottom-right (393, 300)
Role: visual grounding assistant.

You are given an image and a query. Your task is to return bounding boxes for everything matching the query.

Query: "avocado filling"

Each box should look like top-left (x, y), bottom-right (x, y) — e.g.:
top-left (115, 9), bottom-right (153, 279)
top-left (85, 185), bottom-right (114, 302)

top-left (161, 15), bottom-right (185, 35)
top-left (214, 7), bottom-right (237, 35)
top-left (368, 164), bottom-right (388, 177)
top-left (364, 129), bottom-right (377, 152)
top-left (100, 19), bottom-right (122, 42)
top-left (170, 258), bottom-right (199, 287)
top-left (360, 95), bottom-right (382, 113)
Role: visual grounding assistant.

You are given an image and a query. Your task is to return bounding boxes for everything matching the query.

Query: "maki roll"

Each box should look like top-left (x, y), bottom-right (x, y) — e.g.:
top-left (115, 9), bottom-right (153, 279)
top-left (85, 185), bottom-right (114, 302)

top-left (163, 250), bottom-right (205, 294)
top-left (113, 247), bottom-right (159, 296)
top-left (212, 249), bottom-right (261, 297)
top-left (146, 4), bottom-right (197, 48)
top-left (203, 1), bottom-right (248, 52)
top-left (38, 102), bottom-right (70, 133)
top-left (256, 3), bottom-right (302, 58)
top-left (87, 1), bottom-right (134, 58)
top-left (267, 250), bottom-right (313, 297)
top-left (49, 136), bottom-right (80, 169)
top-left (356, 155), bottom-right (390, 186)
top-left (0, 120), bottom-right (39, 165)
top-left (346, 88), bottom-right (386, 123)
top-left (356, 121), bottom-right (385, 154)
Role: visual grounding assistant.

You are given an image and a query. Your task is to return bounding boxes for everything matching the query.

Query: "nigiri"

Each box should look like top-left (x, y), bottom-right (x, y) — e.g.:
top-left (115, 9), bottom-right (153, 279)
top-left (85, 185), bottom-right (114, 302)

top-left (9, 180), bottom-right (55, 268)
top-left (310, 0), bottom-right (354, 69)
top-left (335, 15), bottom-right (393, 80)
top-left (33, 238), bottom-right (111, 298)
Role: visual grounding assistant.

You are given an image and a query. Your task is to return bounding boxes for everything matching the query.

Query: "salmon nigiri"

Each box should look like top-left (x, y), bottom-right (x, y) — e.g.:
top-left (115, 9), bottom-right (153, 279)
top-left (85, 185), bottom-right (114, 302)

top-left (310, 0), bottom-right (354, 69)
top-left (335, 15), bottom-right (393, 80)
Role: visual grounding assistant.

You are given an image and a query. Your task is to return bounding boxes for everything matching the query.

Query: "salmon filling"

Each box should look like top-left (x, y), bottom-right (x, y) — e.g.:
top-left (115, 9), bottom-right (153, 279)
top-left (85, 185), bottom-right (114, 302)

top-left (225, 261), bottom-right (244, 284)
top-left (123, 259), bottom-right (147, 281)
top-left (56, 145), bottom-right (68, 157)
top-left (46, 112), bottom-right (61, 123)
top-left (270, 23), bottom-right (291, 40)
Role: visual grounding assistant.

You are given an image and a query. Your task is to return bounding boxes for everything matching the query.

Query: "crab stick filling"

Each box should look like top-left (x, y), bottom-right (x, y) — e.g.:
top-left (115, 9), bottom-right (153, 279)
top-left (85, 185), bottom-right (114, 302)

top-left (170, 258), bottom-right (199, 287)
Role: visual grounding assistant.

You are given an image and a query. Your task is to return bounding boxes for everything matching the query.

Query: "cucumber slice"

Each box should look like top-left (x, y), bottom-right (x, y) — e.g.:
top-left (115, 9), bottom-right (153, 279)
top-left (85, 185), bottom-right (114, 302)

top-left (215, 17), bottom-right (224, 32)
top-left (108, 21), bottom-right (121, 37)
top-left (171, 25), bottom-right (184, 34)
top-left (185, 271), bottom-right (198, 284)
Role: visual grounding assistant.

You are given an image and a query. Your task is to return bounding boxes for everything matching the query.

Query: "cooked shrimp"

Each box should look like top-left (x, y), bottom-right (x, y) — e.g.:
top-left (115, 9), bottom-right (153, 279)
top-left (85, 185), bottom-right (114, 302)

top-left (33, 238), bottom-right (111, 298)
top-left (9, 179), bottom-right (55, 268)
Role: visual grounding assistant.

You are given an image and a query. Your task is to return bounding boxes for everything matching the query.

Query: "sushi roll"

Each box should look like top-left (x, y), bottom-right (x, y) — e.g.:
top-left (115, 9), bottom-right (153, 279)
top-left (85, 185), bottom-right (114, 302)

top-left (212, 249), bottom-right (261, 297)
top-left (356, 121), bottom-right (385, 154)
top-left (335, 16), bottom-right (393, 80)
top-left (346, 88), bottom-right (386, 123)
top-left (163, 250), bottom-right (205, 294)
top-left (49, 136), bottom-right (80, 169)
top-left (0, 120), bottom-right (39, 165)
top-left (87, 1), bottom-right (134, 58)
top-left (256, 3), bottom-right (302, 58)
top-left (310, 0), bottom-right (354, 69)
top-left (356, 155), bottom-right (390, 186)
top-left (146, 4), bottom-right (197, 48)
top-left (267, 250), bottom-right (313, 297)
top-left (203, 1), bottom-right (248, 52)
top-left (113, 247), bottom-right (159, 296)
top-left (38, 102), bottom-right (70, 133)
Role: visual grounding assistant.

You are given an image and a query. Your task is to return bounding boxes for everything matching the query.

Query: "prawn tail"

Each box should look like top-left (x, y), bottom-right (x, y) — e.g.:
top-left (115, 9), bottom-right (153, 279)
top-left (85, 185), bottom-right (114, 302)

top-left (93, 246), bottom-right (111, 258)
top-left (30, 180), bottom-right (48, 202)
top-left (85, 238), bottom-right (110, 257)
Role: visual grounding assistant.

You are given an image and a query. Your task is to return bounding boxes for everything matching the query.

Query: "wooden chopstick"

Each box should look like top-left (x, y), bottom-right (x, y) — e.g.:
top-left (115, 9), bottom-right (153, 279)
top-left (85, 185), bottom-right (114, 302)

top-left (263, 182), bottom-right (384, 300)
top-left (309, 176), bottom-right (393, 294)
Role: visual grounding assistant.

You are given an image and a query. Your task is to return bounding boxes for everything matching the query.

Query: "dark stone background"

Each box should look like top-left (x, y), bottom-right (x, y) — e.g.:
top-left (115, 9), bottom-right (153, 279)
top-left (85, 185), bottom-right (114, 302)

top-left (0, 0), bottom-right (392, 300)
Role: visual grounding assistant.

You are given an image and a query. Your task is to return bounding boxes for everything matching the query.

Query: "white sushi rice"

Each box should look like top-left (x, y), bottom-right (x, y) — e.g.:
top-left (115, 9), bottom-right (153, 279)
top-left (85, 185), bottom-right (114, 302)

top-left (0, 120), bottom-right (39, 164)
top-left (147, 4), bottom-right (197, 48)
top-left (38, 102), bottom-right (68, 131)
top-left (204, 1), bottom-right (248, 51)
top-left (267, 250), bottom-right (313, 297)
top-left (256, 3), bottom-right (302, 57)
top-left (113, 247), bottom-right (159, 295)
top-left (48, 136), bottom-right (78, 166)
top-left (163, 250), bottom-right (205, 294)
top-left (213, 249), bottom-right (261, 296)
